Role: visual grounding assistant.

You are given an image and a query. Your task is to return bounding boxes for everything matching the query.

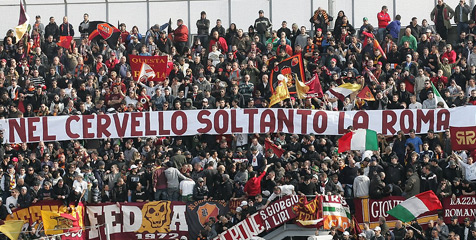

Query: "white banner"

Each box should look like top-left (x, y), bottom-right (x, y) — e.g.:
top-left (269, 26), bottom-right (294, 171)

top-left (1, 106), bottom-right (475, 143)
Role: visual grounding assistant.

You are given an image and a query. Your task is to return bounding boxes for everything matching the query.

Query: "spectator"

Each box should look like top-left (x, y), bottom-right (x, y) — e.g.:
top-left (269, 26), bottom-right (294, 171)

top-left (377, 6), bottom-right (391, 42)
top-left (254, 10), bottom-right (272, 45)
top-left (431, 0), bottom-right (455, 40)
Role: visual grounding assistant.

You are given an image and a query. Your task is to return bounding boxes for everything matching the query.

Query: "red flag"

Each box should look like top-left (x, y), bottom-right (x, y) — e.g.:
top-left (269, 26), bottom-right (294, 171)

top-left (374, 39), bottom-right (387, 59)
top-left (350, 216), bottom-right (363, 237)
top-left (264, 139), bottom-right (285, 158)
top-left (305, 73), bottom-right (324, 98)
top-left (365, 67), bottom-right (379, 84)
top-left (295, 195), bottom-right (324, 228)
top-left (57, 36), bottom-right (73, 50)
top-left (357, 86), bottom-right (375, 101)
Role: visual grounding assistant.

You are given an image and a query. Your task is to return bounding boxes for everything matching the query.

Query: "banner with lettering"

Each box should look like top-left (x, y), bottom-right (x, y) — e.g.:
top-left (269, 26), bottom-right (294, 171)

top-left (2, 107), bottom-right (476, 144)
top-left (295, 195), bottom-right (323, 228)
top-left (442, 196), bottom-right (476, 223)
top-left (85, 201), bottom-right (188, 240)
top-left (129, 55), bottom-right (168, 81)
top-left (322, 195), bottom-right (351, 230)
top-left (353, 197), bottom-right (439, 229)
top-left (450, 126), bottom-right (476, 151)
top-left (186, 200), bottom-right (229, 240)
top-left (214, 195), bottom-right (300, 240)
top-left (7, 200), bottom-right (85, 240)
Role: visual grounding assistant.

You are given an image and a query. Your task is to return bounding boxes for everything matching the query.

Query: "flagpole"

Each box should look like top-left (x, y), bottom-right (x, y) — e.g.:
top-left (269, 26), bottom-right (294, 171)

top-left (404, 223), bottom-right (422, 236)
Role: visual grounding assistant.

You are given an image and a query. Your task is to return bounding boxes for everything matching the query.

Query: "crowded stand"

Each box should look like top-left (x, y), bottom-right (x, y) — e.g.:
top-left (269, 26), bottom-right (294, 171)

top-left (0, 0), bottom-right (476, 239)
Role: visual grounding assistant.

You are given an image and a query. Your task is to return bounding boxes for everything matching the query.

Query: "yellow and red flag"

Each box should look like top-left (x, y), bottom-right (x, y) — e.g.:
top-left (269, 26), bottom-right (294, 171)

top-left (41, 210), bottom-right (81, 235)
top-left (357, 86), bottom-right (375, 101)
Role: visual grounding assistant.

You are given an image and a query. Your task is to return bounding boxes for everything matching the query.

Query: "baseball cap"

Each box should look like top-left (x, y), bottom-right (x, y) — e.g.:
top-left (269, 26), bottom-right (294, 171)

top-left (344, 231), bottom-right (350, 236)
top-left (259, 10), bottom-right (264, 14)
top-left (197, 177), bottom-right (204, 182)
top-left (130, 165), bottom-right (138, 170)
top-left (363, 17), bottom-right (368, 21)
top-left (374, 226), bottom-right (381, 231)
top-left (240, 200), bottom-right (248, 207)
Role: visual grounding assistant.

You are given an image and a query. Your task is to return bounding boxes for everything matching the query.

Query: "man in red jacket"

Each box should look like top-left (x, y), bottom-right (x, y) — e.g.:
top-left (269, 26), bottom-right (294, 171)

top-left (377, 6), bottom-right (391, 42)
top-left (173, 19), bottom-right (189, 55)
top-left (208, 30), bottom-right (228, 53)
top-left (243, 164), bottom-right (271, 200)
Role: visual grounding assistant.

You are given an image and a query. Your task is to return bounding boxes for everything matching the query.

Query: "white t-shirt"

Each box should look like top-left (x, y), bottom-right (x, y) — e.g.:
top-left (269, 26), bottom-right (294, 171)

top-left (6, 196), bottom-right (17, 214)
top-left (180, 180), bottom-right (195, 196)
top-left (73, 180), bottom-right (88, 194)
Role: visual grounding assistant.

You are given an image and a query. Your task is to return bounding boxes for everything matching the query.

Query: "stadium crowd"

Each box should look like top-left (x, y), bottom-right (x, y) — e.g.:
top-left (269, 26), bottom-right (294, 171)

top-left (0, 0), bottom-right (475, 239)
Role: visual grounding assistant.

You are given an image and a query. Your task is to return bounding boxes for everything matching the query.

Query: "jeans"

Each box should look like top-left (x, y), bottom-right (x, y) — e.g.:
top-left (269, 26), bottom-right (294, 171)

top-left (154, 189), bottom-right (168, 201)
top-left (167, 188), bottom-right (180, 201)
top-left (377, 28), bottom-right (387, 42)
top-left (457, 22), bottom-right (469, 36)
top-left (257, 33), bottom-right (267, 45)
top-left (197, 35), bottom-right (209, 48)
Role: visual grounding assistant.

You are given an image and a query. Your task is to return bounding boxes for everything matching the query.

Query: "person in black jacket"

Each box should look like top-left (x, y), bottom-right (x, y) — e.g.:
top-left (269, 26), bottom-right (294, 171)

top-left (317, 172), bottom-right (339, 195)
top-left (18, 187), bottom-right (32, 209)
top-left (216, 174), bottom-right (233, 201)
top-left (53, 179), bottom-right (70, 206)
top-left (447, 216), bottom-right (463, 238)
top-left (44, 17), bottom-right (60, 41)
top-left (193, 177), bottom-right (209, 201)
top-left (111, 178), bottom-right (127, 202)
top-left (383, 155), bottom-right (404, 187)
top-left (0, 198), bottom-right (8, 220)
top-left (37, 181), bottom-right (54, 200)
top-left (420, 165), bottom-right (438, 193)
top-left (369, 172), bottom-right (386, 199)
top-left (196, 11), bottom-right (210, 45)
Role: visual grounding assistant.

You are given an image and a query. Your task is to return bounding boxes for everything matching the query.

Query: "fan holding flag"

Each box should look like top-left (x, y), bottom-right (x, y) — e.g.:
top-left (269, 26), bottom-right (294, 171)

top-left (14, 1), bottom-right (30, 44)
top-left (138, 62), bottom-right (156, 82)
top-left (387, 191), bottom-right (442, 223)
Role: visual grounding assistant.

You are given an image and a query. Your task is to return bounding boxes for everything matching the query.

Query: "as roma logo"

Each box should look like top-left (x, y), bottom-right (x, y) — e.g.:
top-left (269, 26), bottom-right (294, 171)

top-left (291, 57), bottom-right (299, 66)
top-left (274, 66), bottom-right (279, 72)
top-left (97, 23), bottom-right (114, 40)
top-left (197, 203), bottom-right (219, 227)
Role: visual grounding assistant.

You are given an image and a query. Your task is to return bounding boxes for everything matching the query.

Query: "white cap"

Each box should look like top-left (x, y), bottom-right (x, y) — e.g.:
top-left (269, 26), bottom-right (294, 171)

top-left (374, 226), bottom-right (381, 231)
top-left (359, 233), bottom-right (367, 238)
top-left (130, 165), bottom-right (138, 170)
top-left (343, 231), bottom-right (350, 236)
top-left (240, 200), bottom-right (248, 207)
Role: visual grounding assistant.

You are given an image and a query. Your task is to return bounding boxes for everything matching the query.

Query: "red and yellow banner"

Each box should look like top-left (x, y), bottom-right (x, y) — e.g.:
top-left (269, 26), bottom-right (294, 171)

top-left (129, 55), bottom-right (168, 81)
top-left (7, 200), bottom-right (84, 240)
top-left (450, 126), bottom-right (476, 151)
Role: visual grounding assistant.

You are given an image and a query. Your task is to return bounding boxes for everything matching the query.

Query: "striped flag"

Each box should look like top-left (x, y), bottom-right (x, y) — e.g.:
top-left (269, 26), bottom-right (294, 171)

top-left (323, 195), bottom-right (351, 230)
top-left (374, 39), bottom-right (387, 59)
top-left (431, 82), bottom-right (448, 108)
top-left (14, 1), bottom-right (30, 43)
top-left (329, 83), bottom-right (361, 101)
top-left (338, 129), bottom-right (379, 153)
top-left (387, 191), bottom-right (442, 222)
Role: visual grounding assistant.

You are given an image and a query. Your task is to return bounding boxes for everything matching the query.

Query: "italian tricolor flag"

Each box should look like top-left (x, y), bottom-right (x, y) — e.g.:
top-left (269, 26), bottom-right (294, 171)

top-left (338, 129), bottom-right (378, 153)
top-left (387, 191), bottom-right (442, 223)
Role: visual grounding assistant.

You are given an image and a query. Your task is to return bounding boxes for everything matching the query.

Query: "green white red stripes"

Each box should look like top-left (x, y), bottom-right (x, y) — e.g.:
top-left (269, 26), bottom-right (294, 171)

top-left (338, 129), bottom-right (378, 153)
top-left (387, 191), bottom-right (442, 222)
